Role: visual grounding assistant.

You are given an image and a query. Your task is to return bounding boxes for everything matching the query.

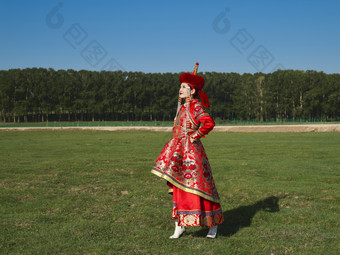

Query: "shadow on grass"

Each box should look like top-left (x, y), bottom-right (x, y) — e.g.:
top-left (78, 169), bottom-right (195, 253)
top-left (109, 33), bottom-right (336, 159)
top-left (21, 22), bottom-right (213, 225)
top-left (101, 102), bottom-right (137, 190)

top-left (193, 196), bottom-right (281, 237)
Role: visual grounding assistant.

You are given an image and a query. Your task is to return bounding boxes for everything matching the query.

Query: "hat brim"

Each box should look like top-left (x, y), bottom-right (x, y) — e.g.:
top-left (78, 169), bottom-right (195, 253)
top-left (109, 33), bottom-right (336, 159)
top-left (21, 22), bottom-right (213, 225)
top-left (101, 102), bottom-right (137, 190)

top-left (179, 73), bottom-right (205, 90)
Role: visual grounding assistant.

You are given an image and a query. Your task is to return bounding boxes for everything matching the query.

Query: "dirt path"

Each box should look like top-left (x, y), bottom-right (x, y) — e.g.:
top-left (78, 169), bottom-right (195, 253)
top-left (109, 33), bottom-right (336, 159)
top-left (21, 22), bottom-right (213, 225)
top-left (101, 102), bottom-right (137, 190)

top-left (1, 124), bottom-right (339, 132)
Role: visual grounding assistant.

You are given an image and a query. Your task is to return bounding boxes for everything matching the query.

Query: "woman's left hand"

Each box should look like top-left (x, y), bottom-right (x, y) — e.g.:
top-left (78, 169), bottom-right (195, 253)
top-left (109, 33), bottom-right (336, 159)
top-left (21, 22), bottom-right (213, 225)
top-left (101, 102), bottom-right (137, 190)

top-left (190, 132), bottom-right (200, 143)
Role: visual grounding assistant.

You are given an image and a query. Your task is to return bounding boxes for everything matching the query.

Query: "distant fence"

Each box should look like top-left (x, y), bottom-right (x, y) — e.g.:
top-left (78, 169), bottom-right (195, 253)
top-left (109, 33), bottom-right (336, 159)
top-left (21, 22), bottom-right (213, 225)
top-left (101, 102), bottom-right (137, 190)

top-left (215, 118), bottom-right (339, 126)
top-left (0, 119), bottom-right (339, 128)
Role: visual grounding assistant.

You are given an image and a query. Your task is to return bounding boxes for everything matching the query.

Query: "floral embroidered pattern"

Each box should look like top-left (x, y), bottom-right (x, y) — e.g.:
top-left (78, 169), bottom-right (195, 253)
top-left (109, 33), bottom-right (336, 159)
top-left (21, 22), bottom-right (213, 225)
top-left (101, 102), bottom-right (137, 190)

top-left (171, 204), bottom-right (224, 227)
top-left (151, 100), bottom-right (220, 203)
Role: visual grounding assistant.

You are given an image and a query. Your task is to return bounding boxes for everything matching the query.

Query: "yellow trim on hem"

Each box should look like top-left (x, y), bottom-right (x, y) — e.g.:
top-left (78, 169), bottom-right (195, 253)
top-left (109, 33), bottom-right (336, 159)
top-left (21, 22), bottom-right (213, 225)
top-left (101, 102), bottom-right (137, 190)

top-left (151, 169), bottom-right (220, 204)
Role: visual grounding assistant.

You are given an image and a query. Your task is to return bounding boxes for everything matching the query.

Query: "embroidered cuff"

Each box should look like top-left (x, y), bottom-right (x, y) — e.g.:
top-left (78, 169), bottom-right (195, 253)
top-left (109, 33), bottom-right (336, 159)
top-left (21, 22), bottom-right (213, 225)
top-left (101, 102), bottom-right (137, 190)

top-left (191, 129), bottom-right (204, 141)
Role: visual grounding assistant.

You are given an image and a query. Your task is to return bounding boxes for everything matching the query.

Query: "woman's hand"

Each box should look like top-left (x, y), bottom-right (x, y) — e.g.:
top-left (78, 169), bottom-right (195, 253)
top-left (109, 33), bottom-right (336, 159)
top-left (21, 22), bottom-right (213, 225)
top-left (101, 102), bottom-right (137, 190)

top-left (190, 132), bottom-right (201, 143)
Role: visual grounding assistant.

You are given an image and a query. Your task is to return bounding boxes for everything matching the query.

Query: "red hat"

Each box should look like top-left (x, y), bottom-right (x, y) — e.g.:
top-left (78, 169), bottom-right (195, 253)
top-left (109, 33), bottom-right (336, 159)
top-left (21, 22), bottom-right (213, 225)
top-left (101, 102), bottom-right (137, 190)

top-left (179, 63), bottom-right (210, 108)
top-left (179, 62), bottom-right (205, 90)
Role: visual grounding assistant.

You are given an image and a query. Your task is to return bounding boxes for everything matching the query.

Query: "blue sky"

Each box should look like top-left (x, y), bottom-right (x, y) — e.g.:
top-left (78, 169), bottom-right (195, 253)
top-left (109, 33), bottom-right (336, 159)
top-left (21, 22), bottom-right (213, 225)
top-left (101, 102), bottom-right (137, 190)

top-left (1, 0), bottom-right (340, 74)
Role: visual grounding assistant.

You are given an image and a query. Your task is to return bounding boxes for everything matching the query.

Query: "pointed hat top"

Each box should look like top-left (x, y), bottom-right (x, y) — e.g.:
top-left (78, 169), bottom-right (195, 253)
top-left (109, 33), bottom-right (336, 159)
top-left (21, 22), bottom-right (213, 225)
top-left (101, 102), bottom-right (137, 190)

top-left (192, 62), bottom-right (199, 75)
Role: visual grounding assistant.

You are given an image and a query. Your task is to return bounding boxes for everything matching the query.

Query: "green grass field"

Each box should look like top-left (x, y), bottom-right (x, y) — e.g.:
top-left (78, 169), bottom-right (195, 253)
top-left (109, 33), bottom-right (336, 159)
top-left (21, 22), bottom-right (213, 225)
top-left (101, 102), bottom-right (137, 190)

top-left (1, 119), bottom-right (339, 128)
top-left (0, 130), bottom-right (339, 254)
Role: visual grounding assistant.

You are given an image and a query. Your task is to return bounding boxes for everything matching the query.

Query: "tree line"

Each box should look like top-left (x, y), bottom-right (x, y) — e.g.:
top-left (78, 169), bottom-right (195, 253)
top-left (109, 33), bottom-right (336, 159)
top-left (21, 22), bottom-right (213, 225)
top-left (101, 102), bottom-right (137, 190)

top-left (0, 68), bottom-right (339, 123)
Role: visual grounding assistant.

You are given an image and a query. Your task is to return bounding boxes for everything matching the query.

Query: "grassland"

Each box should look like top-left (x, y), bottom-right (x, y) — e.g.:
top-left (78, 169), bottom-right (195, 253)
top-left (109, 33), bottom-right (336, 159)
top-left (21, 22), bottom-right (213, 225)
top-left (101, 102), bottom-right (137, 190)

top-left (0, 130), bottom-right (339, 254)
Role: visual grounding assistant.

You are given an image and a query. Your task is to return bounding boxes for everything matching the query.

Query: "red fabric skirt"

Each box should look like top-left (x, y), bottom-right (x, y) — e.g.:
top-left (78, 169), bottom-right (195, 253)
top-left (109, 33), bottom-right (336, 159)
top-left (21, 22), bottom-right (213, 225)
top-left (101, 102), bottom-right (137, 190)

top-left (168, 182), bottom-right (224, 227)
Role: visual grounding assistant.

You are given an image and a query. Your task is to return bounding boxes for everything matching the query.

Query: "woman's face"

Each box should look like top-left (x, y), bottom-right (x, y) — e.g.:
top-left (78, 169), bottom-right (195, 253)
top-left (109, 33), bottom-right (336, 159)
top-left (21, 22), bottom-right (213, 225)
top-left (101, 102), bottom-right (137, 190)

top-left (179, 83), bottom-right (195, 99)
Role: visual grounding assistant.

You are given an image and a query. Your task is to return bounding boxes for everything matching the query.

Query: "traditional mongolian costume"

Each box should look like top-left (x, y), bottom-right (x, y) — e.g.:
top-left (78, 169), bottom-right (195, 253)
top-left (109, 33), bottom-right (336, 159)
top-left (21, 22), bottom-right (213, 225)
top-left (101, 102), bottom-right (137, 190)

top-left (151, 63), bottom-right (223, 238)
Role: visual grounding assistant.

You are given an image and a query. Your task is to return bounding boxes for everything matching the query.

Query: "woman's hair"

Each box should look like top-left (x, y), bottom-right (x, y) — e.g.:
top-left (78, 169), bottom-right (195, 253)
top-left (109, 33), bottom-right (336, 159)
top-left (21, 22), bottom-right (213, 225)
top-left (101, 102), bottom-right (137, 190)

top-left (191, 87), bottom-right (199, 99)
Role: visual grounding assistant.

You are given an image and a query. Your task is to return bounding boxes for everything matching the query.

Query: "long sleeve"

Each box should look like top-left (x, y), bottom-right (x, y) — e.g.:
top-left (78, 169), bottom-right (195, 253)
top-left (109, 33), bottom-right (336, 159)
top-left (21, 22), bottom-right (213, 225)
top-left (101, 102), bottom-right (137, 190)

top-left (190, 101), bottom-right (215, 141)
top-left (197, 114), bottom-right (215, 136)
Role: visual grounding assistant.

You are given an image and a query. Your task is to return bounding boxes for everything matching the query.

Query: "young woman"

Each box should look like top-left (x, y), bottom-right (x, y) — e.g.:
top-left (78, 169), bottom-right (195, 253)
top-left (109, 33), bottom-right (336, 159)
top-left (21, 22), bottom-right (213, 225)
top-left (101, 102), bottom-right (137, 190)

top-left (151, 63), bottom-right (224, 239)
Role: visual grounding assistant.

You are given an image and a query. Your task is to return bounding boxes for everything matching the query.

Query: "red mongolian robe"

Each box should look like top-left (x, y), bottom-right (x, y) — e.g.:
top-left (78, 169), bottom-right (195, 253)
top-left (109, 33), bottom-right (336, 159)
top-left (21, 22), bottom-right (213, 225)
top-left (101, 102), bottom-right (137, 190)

top-left (151, 99), bottom-right (224, 227)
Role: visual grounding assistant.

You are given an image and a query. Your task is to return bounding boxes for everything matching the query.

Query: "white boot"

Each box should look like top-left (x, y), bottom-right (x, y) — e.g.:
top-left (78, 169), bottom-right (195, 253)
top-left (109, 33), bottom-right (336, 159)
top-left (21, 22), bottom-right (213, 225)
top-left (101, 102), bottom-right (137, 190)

top-left (206, 225), bottom-right (218, 238)
top-left (169, 220), bottom-right (185, 239)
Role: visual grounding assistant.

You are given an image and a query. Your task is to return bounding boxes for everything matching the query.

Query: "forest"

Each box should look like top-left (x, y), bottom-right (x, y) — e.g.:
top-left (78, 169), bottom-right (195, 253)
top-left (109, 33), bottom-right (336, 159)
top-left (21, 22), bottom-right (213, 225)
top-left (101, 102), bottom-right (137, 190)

top-left (0, 68), bottom-right (339, 123)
